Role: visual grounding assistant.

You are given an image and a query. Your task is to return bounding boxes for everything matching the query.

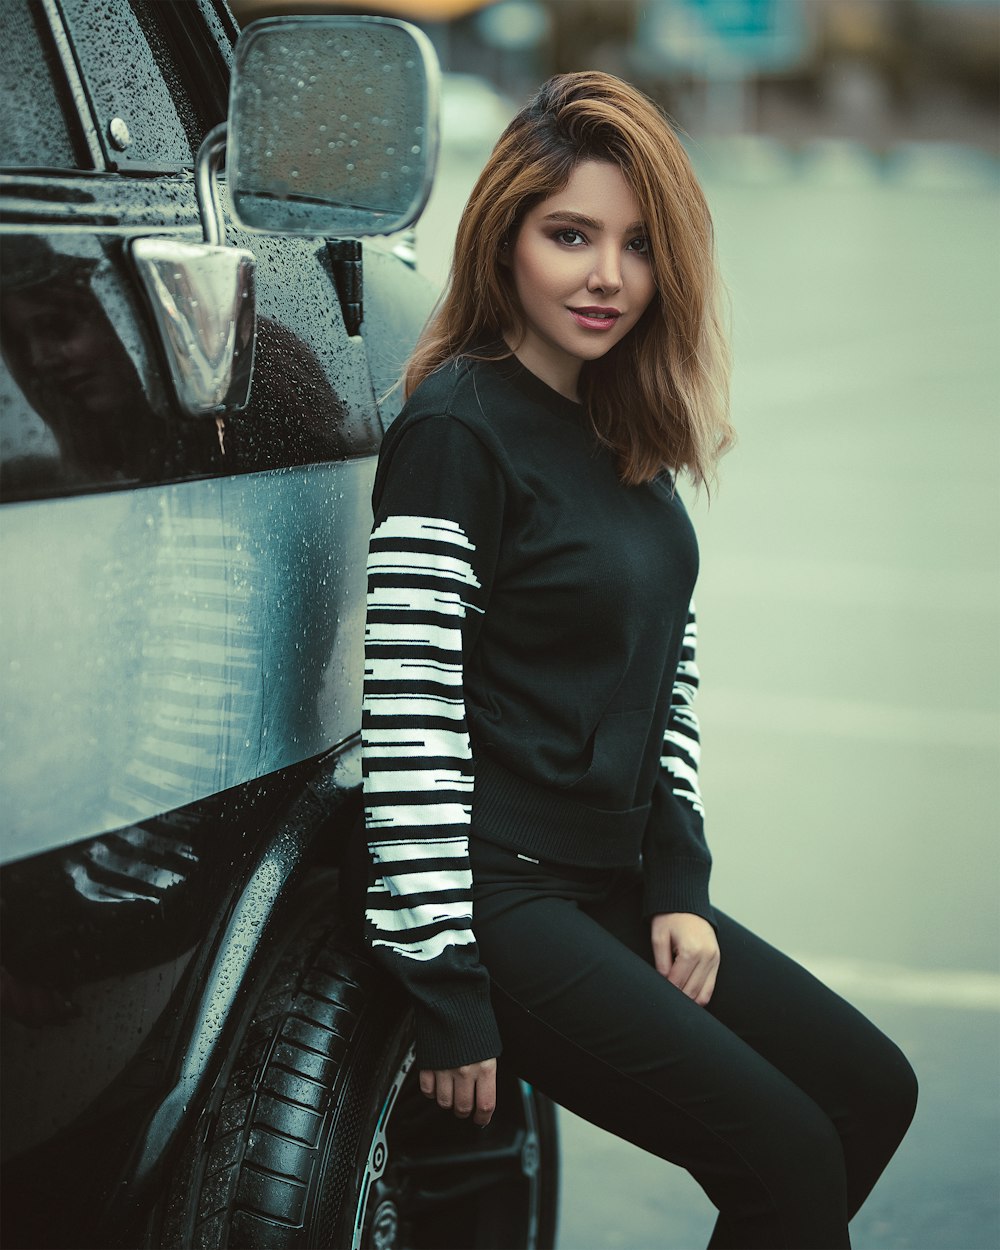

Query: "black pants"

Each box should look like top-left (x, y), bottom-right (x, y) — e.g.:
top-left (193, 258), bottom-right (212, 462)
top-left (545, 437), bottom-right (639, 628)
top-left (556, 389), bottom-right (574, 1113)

top-left (469, 838), bottom-right (918, 1250)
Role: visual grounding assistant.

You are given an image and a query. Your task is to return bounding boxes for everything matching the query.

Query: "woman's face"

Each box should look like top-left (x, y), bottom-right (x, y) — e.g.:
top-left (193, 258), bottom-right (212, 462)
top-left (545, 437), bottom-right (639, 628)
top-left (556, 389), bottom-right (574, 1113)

top-left (505, 159), bottom-right (656, 400)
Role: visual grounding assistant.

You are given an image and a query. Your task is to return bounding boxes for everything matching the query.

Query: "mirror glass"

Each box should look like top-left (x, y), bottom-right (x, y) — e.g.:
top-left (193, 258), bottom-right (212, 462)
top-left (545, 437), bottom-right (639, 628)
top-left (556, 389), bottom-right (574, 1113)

top-left (228, 16), bottom-right (439, 237)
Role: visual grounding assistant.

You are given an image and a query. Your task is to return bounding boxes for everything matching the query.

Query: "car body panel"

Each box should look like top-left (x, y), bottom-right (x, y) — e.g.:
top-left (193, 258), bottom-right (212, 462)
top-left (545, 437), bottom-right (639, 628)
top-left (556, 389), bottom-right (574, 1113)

top-left (2, 460), bottom-right (374, 863)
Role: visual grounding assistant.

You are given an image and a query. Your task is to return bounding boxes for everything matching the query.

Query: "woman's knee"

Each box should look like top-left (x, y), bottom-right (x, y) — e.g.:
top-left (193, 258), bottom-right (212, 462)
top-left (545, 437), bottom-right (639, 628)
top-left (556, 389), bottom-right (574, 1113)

top-left (871, 1035), bottom-right (919, 1147)
top-left (890, 1040), bottom-right (919, 1120)
top-left (853, 1027), bottom-right (919, 1144)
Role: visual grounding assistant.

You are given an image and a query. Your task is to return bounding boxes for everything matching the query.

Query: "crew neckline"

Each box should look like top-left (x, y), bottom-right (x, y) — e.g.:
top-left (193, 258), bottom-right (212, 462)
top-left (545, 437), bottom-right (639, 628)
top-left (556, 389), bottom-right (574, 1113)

top-left (472, 345), bottom-right (587, 425)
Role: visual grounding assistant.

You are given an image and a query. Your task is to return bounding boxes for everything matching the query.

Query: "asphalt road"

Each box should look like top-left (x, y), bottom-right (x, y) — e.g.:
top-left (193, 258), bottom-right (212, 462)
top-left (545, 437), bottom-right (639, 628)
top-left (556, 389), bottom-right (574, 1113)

top-left (416, 130), bottom-right (1000, 1250)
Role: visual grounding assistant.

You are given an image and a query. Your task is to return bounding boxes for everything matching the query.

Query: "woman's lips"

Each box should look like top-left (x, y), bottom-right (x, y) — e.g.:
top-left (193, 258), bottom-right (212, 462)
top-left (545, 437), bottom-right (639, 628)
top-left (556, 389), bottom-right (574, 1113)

top-left (568, 307), bottom-right (622, 331)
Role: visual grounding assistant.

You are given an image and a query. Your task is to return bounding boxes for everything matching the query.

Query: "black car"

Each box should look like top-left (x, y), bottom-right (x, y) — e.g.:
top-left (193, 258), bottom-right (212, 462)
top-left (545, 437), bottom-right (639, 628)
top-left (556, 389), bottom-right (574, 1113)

top-left (0, 3), bottom-right (558, 1247)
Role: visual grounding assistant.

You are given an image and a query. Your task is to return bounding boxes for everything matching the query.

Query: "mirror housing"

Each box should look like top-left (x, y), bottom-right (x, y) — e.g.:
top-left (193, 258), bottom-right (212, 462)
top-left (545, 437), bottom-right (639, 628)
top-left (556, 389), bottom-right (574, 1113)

top-left (227, 15), bottom-right (440, 238)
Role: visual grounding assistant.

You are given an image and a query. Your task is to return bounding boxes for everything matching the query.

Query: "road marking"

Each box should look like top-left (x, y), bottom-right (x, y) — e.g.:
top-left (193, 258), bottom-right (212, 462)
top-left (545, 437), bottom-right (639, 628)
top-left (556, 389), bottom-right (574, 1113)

top-left (792, 955), bottom-right (1000, 1012)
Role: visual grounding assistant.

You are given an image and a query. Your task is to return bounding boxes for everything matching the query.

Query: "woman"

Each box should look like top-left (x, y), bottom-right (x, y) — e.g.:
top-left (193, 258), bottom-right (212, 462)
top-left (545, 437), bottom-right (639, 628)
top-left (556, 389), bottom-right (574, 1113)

top-left (360, 72), bottom-right (916, 1249)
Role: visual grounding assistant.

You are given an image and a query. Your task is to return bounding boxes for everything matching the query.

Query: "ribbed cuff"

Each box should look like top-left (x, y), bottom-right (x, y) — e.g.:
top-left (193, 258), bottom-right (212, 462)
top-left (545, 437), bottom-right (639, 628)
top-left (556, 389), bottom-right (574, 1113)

top-left (415, 989), bottom-right (504, 1071)
top-left (642, 855), bottom-right (715, 928)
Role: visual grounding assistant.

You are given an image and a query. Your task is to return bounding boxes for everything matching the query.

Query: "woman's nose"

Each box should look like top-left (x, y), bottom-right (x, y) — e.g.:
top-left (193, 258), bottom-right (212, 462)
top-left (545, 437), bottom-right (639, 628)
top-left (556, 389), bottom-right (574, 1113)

top-left (586, 247), bottom-right (622, 295)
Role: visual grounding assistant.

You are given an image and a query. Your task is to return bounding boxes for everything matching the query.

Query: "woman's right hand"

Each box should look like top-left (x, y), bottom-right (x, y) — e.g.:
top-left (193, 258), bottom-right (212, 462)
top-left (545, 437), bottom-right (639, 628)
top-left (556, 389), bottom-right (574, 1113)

top-left (419, 1057), bottom-right (497, 1127)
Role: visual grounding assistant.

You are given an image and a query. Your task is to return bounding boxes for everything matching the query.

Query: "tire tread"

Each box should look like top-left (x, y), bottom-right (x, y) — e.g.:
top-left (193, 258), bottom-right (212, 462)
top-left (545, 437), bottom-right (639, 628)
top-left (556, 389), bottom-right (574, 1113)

top-left (160, 920), bottom-right (378, 1248)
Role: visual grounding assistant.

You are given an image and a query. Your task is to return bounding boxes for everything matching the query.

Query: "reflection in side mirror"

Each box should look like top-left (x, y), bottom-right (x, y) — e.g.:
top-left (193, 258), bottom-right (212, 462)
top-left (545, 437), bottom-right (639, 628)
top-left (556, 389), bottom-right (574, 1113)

top-left (228, 16), bottom-right (440, 238)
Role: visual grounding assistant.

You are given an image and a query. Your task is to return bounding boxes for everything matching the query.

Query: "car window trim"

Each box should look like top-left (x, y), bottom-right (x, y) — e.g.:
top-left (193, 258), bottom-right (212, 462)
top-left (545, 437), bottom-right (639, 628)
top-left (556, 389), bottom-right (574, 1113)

top-left (37, 0), bottom-right (104, 170)
top-left (47, 0), bottom-right (221, 176)
top-left (153, 0), bottom-right (230, 130)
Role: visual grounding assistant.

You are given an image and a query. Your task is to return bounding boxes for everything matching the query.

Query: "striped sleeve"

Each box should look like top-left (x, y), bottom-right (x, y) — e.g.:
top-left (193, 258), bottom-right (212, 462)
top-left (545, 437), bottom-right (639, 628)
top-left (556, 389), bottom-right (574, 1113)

top-left (661, 606), bottom-right (705, 819)
top-left (362, 414), bottom-right (504, 1070)
top-left (641, 603), bottom-right (715, 924)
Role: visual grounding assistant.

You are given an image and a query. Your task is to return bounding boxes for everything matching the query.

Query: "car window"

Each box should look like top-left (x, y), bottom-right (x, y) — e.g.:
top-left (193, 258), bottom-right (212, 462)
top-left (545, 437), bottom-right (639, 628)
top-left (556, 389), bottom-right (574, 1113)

top-left (0, 2), bottom-right (79, 168)
top-left (59, 0), bottom-right (200, 168)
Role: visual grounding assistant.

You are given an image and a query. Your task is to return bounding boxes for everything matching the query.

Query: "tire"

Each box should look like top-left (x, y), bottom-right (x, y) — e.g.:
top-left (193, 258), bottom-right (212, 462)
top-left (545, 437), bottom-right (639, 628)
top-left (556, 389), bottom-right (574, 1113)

top-left (157, 909), bottom-right (558, 1249)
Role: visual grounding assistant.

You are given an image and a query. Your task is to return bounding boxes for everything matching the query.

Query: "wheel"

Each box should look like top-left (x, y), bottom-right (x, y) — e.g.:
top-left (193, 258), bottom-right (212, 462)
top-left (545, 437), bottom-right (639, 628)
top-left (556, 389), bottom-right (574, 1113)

top-left (157, 909), bottom-right (558, 1249)
top-left (355, 1037), bottom-right (558, 1250)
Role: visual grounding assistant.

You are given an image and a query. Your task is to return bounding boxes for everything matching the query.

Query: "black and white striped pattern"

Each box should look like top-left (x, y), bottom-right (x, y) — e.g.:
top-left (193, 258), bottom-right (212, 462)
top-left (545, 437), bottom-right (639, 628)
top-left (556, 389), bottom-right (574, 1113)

top-left (660, 607), bottom-right (704, 817)
top-left (362, 515), bottom-right (482, 963)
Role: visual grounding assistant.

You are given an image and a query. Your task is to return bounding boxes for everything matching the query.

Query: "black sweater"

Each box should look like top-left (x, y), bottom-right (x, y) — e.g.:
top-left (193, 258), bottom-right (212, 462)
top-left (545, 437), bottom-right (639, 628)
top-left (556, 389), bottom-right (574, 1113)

top-left (361, 352), bottom-right (712, 1069)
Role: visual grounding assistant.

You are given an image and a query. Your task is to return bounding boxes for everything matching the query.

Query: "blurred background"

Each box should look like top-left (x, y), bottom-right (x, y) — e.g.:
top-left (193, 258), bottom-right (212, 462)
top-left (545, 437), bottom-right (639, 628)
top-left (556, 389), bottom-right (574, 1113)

top-left (233, 0), bottom-right (1000, 153)
top-left (242, 2), bottom-right (999, 1247)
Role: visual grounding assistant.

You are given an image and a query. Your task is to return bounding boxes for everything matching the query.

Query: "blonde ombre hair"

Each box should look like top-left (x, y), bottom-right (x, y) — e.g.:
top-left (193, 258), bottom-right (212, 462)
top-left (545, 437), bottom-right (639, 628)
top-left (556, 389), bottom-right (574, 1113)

top-left (406, 71), bottom-right (733, 487)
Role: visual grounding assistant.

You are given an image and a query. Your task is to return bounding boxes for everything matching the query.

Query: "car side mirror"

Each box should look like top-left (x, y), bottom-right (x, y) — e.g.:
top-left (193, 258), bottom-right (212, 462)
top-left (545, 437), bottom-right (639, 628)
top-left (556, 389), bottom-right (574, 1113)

top-left (227, 15), bottom-right (440, 237)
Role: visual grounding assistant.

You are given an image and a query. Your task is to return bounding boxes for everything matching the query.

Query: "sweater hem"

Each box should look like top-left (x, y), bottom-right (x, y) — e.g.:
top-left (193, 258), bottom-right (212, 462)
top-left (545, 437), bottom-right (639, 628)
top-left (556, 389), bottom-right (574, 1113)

top-left (471, 751), bottom-right (650, 868)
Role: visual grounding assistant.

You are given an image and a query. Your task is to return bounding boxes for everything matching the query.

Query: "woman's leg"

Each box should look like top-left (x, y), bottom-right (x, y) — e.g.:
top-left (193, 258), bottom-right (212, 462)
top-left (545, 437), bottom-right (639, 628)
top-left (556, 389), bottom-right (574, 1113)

top-left (470, 841), bottom-right (916, 1250)
top-left (697, 913), bottom-right (918, 1225)
top-left (586, 875), bottom-right (918, 1226)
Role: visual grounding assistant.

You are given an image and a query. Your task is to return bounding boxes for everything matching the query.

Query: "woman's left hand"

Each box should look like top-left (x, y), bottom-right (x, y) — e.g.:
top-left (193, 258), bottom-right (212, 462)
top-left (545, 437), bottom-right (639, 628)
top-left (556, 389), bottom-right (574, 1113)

top-left (650, 912), bottom-right (720, 1006)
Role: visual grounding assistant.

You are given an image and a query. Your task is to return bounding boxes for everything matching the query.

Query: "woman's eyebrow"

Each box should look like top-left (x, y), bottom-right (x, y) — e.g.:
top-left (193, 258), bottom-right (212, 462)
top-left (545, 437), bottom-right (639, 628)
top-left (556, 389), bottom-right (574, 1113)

top-left (541, 210), bottom-right (645, 233)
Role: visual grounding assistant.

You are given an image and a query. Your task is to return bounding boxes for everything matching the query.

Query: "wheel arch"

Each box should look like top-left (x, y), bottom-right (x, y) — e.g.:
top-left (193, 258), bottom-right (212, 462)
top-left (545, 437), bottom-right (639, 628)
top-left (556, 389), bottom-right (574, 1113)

top-left (95, 735), bottom-right (365, 1244)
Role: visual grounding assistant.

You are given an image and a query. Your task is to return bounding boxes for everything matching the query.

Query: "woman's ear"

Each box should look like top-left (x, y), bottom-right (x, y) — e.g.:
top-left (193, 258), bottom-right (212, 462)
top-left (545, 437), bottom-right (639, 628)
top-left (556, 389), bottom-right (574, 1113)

top-left (499, 238), bottom-right (510, 267)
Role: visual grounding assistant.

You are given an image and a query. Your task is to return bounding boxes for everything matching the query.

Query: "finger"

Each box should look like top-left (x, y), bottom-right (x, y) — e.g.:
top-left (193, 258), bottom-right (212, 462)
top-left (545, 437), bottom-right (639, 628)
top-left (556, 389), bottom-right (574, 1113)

top-left (419, 1069), bottom-right (436, 1099)
top-left (696, 959), bottom-right (720, 1007)
top-left (685, 948), bottom-right (720, 1004)
top-left (651, 937), bottom-right (674, 980)
top-left (667, 950), bottom-right (697, 992)
top-left (435, 1071), bottom-right (454, 1111)
top-left (474, 1068), bottom-right (497, 1127)
top-left (682, 959), bottom-right (711, 1003)
top-left (452, 1070), bottom-right (475, 1119)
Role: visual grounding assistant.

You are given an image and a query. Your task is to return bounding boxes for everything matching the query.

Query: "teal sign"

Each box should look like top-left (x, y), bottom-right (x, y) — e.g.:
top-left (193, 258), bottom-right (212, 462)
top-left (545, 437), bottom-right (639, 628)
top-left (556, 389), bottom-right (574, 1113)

top-left (640, 0), bottom-right (808, 73)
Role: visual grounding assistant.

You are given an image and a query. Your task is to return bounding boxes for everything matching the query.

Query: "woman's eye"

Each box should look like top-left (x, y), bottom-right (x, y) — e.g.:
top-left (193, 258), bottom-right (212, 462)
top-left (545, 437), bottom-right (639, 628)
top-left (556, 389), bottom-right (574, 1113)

top-left (554, 229), bottom-right (586, 246)
top-left (627, 236), bottom-right (649, 254)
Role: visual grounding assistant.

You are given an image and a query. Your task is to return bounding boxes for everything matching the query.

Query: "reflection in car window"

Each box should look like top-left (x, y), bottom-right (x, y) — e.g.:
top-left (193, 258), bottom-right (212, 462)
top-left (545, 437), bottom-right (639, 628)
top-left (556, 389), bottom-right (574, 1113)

top-left (59, 0), bottom-right (195, 167)
top-left (0, 235), bottom-right (220, 502)
top-left (0, 2), bottom-right (79, 169)
top-left (1, 236), bottom-right (149, 494)
top-left (0, 231), bottom-right (378, 502)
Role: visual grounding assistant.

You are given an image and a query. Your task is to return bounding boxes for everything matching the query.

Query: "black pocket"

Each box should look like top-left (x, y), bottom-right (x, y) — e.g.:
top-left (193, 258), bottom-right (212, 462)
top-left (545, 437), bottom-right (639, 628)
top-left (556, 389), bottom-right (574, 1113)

top-left (563, 707), bottom-right (655, 803)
